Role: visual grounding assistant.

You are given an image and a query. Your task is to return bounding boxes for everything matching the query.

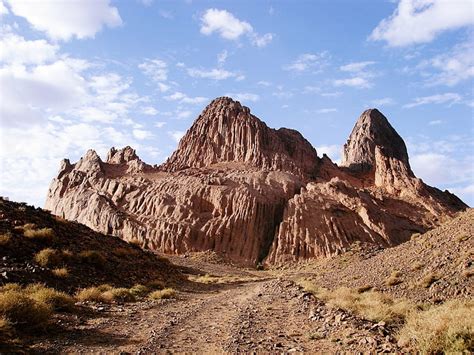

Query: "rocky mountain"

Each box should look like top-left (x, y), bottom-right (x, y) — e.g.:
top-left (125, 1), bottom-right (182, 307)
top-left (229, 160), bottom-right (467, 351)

top-left (45, 97), bottom-right (467, 266)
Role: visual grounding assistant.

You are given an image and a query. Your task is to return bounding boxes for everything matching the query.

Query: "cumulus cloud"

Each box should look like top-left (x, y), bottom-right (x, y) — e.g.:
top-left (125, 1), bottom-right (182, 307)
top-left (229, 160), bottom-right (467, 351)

top-left (139, 58), bottom-right (168, 82)
top-left (369, 0), bottom-right (474, 47)
top-left (5, 0), bottom-right (122, 41)
top-left (316, 144), bottom-right (342, 164)
top-left (371, 97), bottom-right (395, 106)
top-left (132, 129), bottom-right (153, 140)
top-left (334, 60), bottom-right (376, 89)
top-left (0, 32), bottom-right (59, 64)
top-left (403, 92), bottom-right (462, 108)
top-left (142, 106), bottom-right (158, 116)
top-left (200, 8), bottom-right (273, 47)
top-left (284, 52), bottom-right (330, 72)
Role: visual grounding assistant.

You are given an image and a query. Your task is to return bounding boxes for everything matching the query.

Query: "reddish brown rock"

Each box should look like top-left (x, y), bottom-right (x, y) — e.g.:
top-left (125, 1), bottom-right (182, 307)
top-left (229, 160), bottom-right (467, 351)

top-left (45, 98), bottom-right (468, 266)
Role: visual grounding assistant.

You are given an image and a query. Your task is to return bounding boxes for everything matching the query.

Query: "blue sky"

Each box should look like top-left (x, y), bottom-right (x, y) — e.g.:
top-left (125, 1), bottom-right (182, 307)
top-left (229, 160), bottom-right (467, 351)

top-left (0, 0), bottom-right (473, 207)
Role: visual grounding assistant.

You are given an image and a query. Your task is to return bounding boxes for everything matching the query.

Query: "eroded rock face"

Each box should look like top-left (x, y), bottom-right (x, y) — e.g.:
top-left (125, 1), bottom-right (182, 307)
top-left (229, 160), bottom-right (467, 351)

top-left (45, 98), bottom-right (468, 266)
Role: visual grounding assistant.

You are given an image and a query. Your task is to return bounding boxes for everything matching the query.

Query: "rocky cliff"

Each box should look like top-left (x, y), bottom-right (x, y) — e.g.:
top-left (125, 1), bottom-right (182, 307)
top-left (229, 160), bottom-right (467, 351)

top-left (45, 97), bottom-right (467, 266)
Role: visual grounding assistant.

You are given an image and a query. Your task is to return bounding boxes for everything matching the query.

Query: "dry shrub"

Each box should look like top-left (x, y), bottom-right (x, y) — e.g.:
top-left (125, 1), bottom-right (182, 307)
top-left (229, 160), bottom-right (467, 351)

top-left (0, 233), bottom-right (12, 246)
top-left (78, 250), bottom-right (106, 266)
top-left (25, 284), bottom-right (74, 311)
top-left (0, 284), bottom-right (22, 293)
top-left (0, 289), bottom-right (52, 330)
top-left (385, 271), bottom-right (403, 286)
top-left (0, 316), bottom-right (13, 344)
top-left (101, 288), bottom-right (136, 303)
top-left (52, 267), bottom-right (69, 278)
top-left (149, 288), bottom-right (176, 300)
top-left (34, 248), bottom-right (63, 267)
top-left (129, 284), bottom-right (150, 297)
top-left (419, 273), bottom-right (440, 288)
top-left (398, 300), bottom-right (474, 353)
top-left (411, 261), bottom-right (424, 271)
top-left (75, 284), bottom-right (112, 302)
top-left (23, 227), bottom-right (54, 242)
top-left (301, 280), bottom-right (415, 324)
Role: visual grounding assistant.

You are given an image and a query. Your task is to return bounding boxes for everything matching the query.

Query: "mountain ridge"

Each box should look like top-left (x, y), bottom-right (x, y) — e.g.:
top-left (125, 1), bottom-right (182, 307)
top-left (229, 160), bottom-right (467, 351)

top-left (45, 97), bottom-right (467, 266)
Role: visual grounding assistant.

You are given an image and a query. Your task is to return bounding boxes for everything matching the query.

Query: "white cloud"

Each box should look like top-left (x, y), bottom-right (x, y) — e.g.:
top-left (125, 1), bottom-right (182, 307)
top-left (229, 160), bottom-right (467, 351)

top-left (0, 32), bottom-right (58, 64)
top-left (403, 92), bottom-right (462, 108)
top-left (225, 92), bottom-right (260, 102)
top-left (320, 92), bottom-right (342, 98)
top-left (316, 108), bottom-right (338, 114)
top-left (159, 10), bottom-right (173, 19)
top-left (187, 67), bottom-right (242, 81)
top-left (6, 0), bottom-right (122, 41)
top-left (200, 8), bottom-right (273, 47)
top-left (168, 130), bottom-right (185, 143)
top-left (142, 106), bottom-right (158, 115)
top-left (423, 40), bottom-right (474, 86)
top-left (132, 129), bottom-right (153, 140)
top-left (155, 121), bottom-right (166, 128)
top-left (428, 119), bottom-right (442, 125)
top-left (138, 58), bottom-right (168, 82)
top-left (369, 0), bottom-right (474, 47)
top-left (284, 52), bottom-right (330, 72)
top-left (333, 77), bottom-right (371, 89)
top-left (316, 144), bottom-right (342, 164)
top-left (250, 32), bottom-right (273, 47)
top-left (200, 8), bottom-right (252, 40)
top-left (371, 97), bottom-right (395, 106)
top-left (164, 91), bottom-right (208, 105)
top-left (340, 61), bottom-right (375, 72)
top-left (217, 50), bottom-right (228, 66)
top-left (257, 80), bottom-right (271, 86)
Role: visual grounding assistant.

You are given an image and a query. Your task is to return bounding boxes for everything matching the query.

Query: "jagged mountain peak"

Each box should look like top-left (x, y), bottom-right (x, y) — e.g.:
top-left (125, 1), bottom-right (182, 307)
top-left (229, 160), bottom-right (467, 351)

top-left (160, 96), bottom-right (319, 177)
top-left (107, 146), bottom-right (140, 164)
top-left (341, 108), bottom-right (411, 172)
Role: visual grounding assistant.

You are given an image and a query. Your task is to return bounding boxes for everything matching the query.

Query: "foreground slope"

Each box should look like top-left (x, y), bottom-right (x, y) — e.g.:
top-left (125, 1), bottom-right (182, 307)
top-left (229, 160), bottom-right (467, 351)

top-left (291, 208), bottom-right (473, 303)
top-left (45, 97), bottom-right (467, 266)
top-left (0, 198), bottom-right (179, 291)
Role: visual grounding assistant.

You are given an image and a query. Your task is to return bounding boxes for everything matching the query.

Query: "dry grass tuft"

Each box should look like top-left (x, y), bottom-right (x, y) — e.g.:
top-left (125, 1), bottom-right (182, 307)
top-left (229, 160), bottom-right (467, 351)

top-left (25, 284), bottom-right (74, 311)
top-left (385, 271), bottom-right (403, 286)
top-left (34, 248), bottom-right (63, 267)
top-left (300, 280), bottom-right (415, 324)
top-left (398, 300), bottom-right (474, 353)
top-left (0, 232), bottom-right (12, 246)
top-left (101, 288), bottom-right (136, 303)
top-left (411, 261), bottom-right (424, 271)
top-left (149, 288), bottom-right (176, 300)
top-left (0, 289), bottom-right (52, 330)
top-left (0, 316), bottom-right (13, 343)
top-left (78, 250), bottom-right (106, 266)
top-left (129, 284), bottom-right (150, 297)
top-left (52, 267), bottom-right (69, 278)
top-left (112, 247), bottom-right (138, 257)
top-left (23, 227), bottom-right (55, 242)
top-left (419, 273), bottom-right (440, 288)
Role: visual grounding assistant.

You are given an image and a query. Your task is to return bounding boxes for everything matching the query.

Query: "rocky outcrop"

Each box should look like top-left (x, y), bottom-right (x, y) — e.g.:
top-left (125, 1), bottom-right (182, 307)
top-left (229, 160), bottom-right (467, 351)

top-left (160, 97), bottom-right (319, 178)
top-left (45, 98), bottom-right (468, 266)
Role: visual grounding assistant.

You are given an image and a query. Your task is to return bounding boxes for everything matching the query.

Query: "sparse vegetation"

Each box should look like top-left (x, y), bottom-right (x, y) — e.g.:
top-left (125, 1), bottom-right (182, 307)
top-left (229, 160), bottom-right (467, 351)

top-left (385, 271), bottom-right (403, 286)
top-left (411, 261), bottom-right (424, 271)
top-left (23, 227), bottom-right (55, 242)
top-left (75, 284), bottom-right (112, 303)
top-left (398, 300), bottom-right (474, 353)
top-left (78, 250), bottom-right (106, 266)
top-left (300, 280), bottom-right (415, 324)
top-left (0, 232), bottom-right (12, 246)
top-left (34, 248), bottom-right (63, 267)
top-left (112, 247), bottom-right (138, 257)
top-left (149, 288), bottom-right (177, 300)
top-left (147, 279), bottom-right (166, 290)
top-left (357, 285), bottom-right (373, 293)
top-left (25, 284), bottom-right (74, 311)
top-left (101, 288), bottom-right (136, 303)
top-left (0, 287), bottom-right (52, 330)
top-left (52, 267), bottom-right (69, 278)
top-left (129, 284), bottom-right (150, 297)
top-left (419, 273), bottom-right (440, 288)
